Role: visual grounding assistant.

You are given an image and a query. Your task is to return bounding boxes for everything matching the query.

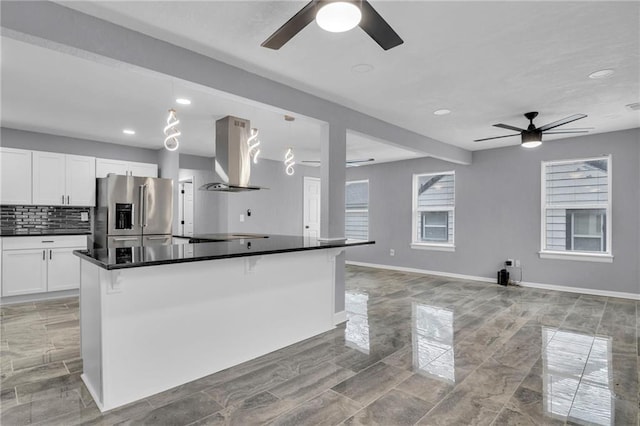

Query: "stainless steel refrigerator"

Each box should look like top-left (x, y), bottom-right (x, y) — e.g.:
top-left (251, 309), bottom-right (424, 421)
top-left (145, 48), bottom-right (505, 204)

top-left (94, 175), bottom-right (173, 248)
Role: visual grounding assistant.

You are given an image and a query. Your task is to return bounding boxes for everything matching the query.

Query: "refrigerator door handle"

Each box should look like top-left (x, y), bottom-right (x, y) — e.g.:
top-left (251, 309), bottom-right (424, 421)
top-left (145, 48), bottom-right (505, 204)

top-left (131, 204), bottom-right (135, 226)
top-left (138, 185), bottom-right (146, 228)
top-left (142, 184), bottom-right (148, 227)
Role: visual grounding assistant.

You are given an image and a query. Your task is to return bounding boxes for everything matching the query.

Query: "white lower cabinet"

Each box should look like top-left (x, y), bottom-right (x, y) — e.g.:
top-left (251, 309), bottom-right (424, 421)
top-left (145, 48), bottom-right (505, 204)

top-left (47, 248), bottom-right (81, 292)
top-left (1, 236), bottom-right (86, 297)
top-left (2, 249), bottom-right (47, 296)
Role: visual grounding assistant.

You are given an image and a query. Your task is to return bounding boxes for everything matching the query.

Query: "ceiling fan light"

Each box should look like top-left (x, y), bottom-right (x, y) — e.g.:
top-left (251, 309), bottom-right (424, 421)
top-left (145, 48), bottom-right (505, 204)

top-left (521, 131), bottom-right (542, 148)
top-left (316, 2), bottom-right (362, 33)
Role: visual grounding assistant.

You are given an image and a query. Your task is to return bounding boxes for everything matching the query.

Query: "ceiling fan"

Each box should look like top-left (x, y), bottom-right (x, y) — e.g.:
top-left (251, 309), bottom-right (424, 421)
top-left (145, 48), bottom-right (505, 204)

top-left (261, 0), bottom-right (403, 51)
top-left (474, 112), bottom-right (590, 148)
top-left (302, 158), bottom-right (375, 167)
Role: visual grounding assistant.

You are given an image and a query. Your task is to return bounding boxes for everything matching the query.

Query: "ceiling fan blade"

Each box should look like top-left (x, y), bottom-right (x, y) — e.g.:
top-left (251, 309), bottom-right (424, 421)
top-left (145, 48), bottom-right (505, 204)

top-left (358, 0), bottom-right (404, 50)
top-left (538, 114), bottom-right (587, 132)
top-left (543, 130), bottom-right (590, 134)
top-left (261, 1), bottom-right (318, 50)
top-left (347, 158), bottom-right (375, 164)
top-left (493, 123), bottom-right (526, 132)
top-left (301, 160), bottom-right (320, 164)
top-left (473, 134), bottom-right (520, 142)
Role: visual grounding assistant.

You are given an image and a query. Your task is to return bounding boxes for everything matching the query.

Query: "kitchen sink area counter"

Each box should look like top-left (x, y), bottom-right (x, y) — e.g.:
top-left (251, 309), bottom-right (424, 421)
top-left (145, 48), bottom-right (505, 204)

top-left (75, 234), bottom-right (372, 269)
top-left (76, 234), bottom-right (373, 412)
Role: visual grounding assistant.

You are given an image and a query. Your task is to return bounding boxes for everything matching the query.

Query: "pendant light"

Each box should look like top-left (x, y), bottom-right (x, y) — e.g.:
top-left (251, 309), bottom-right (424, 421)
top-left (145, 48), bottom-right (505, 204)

top-left (247, 128), bottom-right (261, 164)
top-left (284, 147), bottom-right (296, 176)
top-left (163, 109), bottom-right (181, 151)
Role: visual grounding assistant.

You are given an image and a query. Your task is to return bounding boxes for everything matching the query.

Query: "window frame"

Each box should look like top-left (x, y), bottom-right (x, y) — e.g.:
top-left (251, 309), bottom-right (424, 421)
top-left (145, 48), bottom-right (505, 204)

top-left (411, 171), bottom-right (455, 251)
top-left (345, 179), bottom-right (369, 241)
top-left (539, 155), bottom-right (613, 263)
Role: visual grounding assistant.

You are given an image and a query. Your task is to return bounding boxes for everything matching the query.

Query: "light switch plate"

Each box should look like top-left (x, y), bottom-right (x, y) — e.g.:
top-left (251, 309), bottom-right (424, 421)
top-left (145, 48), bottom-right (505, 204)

top-left (240, 214), bottom-right (245, 222)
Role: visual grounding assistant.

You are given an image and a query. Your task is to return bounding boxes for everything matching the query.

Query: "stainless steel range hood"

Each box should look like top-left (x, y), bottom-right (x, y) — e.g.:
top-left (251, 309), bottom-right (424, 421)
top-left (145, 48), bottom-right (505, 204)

top-left (200, 115), bottom-right (266, 192)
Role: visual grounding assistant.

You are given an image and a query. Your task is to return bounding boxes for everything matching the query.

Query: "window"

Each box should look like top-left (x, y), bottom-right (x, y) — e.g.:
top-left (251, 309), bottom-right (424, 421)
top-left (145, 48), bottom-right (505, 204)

top-left (345, 180), bottom-right (369, 240)
top-left (541, 156), bottom-right (612, 261)
top-left (412, 172), bottom-right (455, 250)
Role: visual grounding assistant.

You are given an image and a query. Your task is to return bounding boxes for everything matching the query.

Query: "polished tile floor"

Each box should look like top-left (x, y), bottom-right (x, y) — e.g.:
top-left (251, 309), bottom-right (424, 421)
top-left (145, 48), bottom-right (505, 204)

top-left (1, 265), bottom-right (638, 425)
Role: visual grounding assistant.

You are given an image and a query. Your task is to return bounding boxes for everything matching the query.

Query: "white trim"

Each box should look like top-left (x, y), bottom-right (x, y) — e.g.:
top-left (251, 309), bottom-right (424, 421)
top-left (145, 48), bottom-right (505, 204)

top-left (333, 310), bottom-right (347, 325)
top-left (539, 251), bottom-right (614, 263)
top-left (345, 261), bottom-right (638, 300)
top-left (0, 289), bottom-right (78, 305)
top-left (410, 243), bottom-right (456, 252)
top-left (81, 374), bottom-right (105, 412)
top-left (345, 261), bottom-right (494, 283)
top-left (518, 281), bottom-right (639, 300)
top-left (318, 237), bottom-right (347, 242)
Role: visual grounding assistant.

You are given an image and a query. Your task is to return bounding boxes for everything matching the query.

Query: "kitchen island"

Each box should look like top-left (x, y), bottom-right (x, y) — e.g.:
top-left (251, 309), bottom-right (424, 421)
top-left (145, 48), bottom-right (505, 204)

top-left (74, 235), bottom-right (373, 411)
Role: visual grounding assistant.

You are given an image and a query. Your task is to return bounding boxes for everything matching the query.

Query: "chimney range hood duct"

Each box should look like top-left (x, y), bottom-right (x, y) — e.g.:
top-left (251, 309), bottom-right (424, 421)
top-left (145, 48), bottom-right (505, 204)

top-left (200, 115), bottom-right (266, 192)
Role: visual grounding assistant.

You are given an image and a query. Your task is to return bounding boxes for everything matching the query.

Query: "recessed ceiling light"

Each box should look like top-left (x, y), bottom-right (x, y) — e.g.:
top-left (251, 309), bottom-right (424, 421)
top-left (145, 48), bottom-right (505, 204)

top-left (122, 129), bottom-right (136, 135)
top-left (351, 64), bottom-right (374, 73)
top-left (433, 109), bottom-right (451, 116)
top-left (588, 69), bottom-right (615, 79)
top-left (176, 98), bottom-right (191, 105)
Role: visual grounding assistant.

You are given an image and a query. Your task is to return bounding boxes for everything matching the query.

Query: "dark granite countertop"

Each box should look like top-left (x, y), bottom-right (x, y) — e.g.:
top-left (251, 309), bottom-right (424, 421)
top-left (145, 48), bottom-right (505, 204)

top-left (74, 234), bottom-right (374, 270)
top-left (0, 230), bottom-right (91, 237)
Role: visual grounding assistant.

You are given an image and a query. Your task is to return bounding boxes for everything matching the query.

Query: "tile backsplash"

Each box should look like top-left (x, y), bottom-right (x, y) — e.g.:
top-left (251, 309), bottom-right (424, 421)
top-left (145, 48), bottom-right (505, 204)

top-left (0, 205), bottom-right (91, 234)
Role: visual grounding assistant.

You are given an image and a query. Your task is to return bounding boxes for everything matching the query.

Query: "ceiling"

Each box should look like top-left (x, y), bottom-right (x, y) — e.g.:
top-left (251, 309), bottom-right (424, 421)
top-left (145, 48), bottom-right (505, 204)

top-left (2, 1), bottom-right (638, 163)
top-left (55, 0), bottom-right (639, 151)
top-left (0, 37), bottom-right (423, 164)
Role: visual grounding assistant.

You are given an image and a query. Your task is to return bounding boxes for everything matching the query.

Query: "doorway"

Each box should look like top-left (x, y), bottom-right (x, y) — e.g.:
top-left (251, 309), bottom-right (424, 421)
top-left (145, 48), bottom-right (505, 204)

top-left (303, 176), bottom-right (321, 238)
top-left (179, 179), bottom-right (194, 236)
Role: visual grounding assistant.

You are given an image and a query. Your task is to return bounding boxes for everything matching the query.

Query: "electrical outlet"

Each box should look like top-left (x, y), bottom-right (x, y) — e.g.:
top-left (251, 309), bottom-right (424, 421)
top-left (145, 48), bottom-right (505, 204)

top-left (239, 214), bottom-right (245, 222)
top-left (515, 259), bottom-right (521, 267)
top-left (389, 249), bottom-right (395, 256)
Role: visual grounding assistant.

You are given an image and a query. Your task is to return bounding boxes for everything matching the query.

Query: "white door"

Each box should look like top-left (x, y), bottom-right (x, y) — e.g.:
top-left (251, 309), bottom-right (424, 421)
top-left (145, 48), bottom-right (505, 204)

top-left (66, 154), bottom-right (96, 206)
top-left (2, 249), bottom-right (47, 296)
top-left (183, 182), bottom-right (194, 236)
top-left (33, 151), bottom-right (66, 205)
top-left (303, 177), bottom-right (321, 238)
top-left (95, 158), bottom-right (129, 178)
top-left (0, 148), bottom-right (32, 205)
top-left (47, 247), bottom-right (81, 291)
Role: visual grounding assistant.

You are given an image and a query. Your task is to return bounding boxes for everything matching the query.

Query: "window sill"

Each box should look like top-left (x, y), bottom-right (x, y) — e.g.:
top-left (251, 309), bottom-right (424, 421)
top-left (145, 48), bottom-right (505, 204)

top-left (411, 243), bottom-right (455, 252)
top-left (538, 251), bottom-right (613, 263)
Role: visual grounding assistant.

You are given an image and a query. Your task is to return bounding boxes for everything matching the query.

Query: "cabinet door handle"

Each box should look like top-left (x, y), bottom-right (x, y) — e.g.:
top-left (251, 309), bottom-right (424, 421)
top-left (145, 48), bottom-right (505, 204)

top-left (41, 240), bottom-right (54, 243)
top-left (62, 195), bottom-right (65, 204)
top-left (42, 250), bottom-right (45, 260)
top-left (67, 195), bottom-right (70, 204)
top-left (49, 250), bottom-right (52, 260)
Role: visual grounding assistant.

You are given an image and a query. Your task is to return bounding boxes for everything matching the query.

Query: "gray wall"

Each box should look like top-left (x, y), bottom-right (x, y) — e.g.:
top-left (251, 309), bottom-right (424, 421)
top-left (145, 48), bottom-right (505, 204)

top-left (225, 159), bottom-right (319, 235)
top-left (1, 127), bottom-right (159, 163)
top-left (346, 128), bottom-right (640, 295)
top-left (179, 164), bottom-right (228, 234)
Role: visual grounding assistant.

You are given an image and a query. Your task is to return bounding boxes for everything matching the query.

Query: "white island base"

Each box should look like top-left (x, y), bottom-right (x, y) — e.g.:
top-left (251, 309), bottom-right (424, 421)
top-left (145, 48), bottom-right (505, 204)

top-left (79, 249), bottom-right (342, 412)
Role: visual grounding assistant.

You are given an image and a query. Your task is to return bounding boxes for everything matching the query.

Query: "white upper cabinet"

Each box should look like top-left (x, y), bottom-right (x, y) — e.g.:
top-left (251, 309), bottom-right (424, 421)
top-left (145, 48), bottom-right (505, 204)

top-left (96, 158), bottom-right (158, 178)
top-left (66, 154), bottom-right (96, 206)
top-left (32, 151), bottom-right (96, 206)
top-left (128, 162), bottom-right (158, 178)
top-left (33, 151), bottom-right (66, 205)
top-left (0, 148), bottom-right (32, 205)
top-left (95, 158), bottom-right (129, 177)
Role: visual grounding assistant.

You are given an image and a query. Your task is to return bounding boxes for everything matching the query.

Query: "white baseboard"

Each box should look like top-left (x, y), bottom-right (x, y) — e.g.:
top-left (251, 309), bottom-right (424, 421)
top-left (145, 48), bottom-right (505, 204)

top-left (346, 261), bottom-right (639, 301)
top-left (333, 311), bottom-right (347, 325)
top-left (0, 289), bottom-right (79, 306)
top-left (517, 281), bottom-right (640, 300)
